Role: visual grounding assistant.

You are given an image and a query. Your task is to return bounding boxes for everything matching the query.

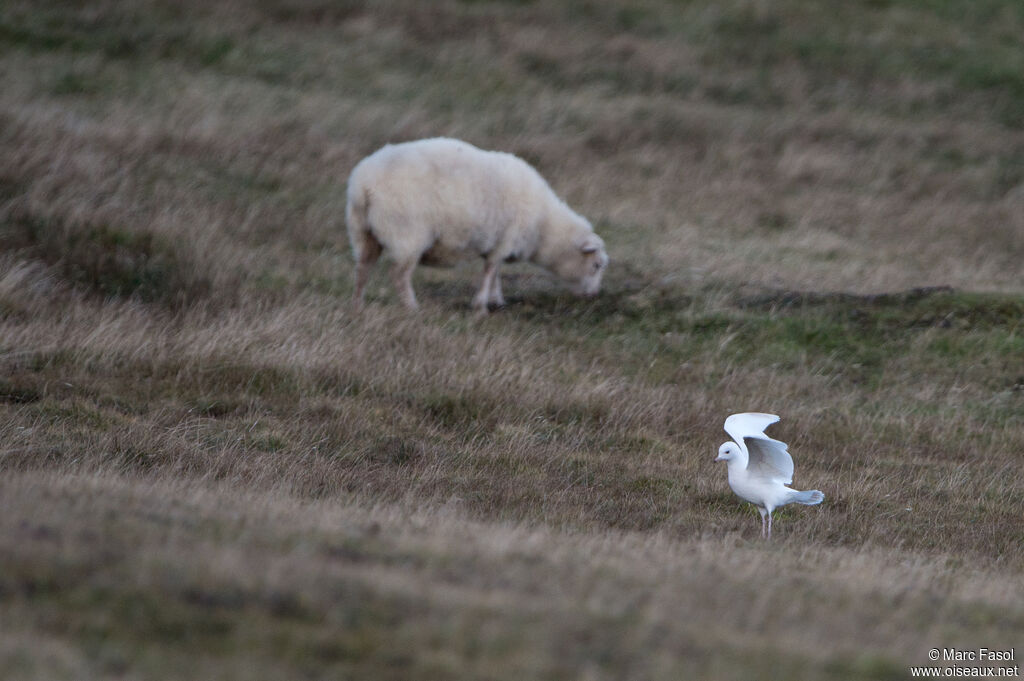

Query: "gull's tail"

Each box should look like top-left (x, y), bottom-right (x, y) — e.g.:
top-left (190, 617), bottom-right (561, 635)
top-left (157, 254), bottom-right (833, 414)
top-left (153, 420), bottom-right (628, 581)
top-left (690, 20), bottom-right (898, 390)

top-left (792, 489), bottom-right (824, 505)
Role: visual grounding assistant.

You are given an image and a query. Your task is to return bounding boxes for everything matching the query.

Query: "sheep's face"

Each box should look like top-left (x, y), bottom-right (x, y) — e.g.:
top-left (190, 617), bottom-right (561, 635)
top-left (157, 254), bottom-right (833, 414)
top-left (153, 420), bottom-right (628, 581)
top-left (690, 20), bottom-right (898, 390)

top-left (557, 232), bottom-right (607, 297)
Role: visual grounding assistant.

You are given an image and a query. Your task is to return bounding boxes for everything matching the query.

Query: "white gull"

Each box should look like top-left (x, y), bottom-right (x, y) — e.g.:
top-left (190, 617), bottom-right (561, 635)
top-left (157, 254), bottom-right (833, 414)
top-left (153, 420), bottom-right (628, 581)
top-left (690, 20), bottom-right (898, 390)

top-left (715, 412), bottom-right (824, 539)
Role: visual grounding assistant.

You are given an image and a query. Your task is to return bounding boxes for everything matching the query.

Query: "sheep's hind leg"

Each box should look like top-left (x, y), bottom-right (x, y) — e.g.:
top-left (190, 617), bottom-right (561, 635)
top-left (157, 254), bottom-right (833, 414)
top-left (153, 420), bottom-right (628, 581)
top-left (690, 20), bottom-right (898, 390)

top-left (390, 259), bottom-right (419, 310)
top-left (473, 260), bottom-right (499, 315)
top-left (353, 235), bottom-right (383, 311)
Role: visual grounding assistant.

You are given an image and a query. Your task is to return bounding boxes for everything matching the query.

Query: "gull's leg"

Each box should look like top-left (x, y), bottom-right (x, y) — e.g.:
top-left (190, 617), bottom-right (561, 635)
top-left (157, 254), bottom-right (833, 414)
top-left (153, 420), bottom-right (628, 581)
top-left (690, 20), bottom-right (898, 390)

top-left (767, 511), bottom-right (773, 540)
top-left (758, 507), bottom-right (767, 539)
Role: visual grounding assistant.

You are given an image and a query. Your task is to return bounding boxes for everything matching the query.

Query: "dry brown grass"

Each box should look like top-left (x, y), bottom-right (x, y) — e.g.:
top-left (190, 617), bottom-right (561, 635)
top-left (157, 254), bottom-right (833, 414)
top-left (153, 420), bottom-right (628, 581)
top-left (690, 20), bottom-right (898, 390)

top-left (3, 470), bottom-right (1022, 680)
top-left (1, 0), bottom-right (1023, 679)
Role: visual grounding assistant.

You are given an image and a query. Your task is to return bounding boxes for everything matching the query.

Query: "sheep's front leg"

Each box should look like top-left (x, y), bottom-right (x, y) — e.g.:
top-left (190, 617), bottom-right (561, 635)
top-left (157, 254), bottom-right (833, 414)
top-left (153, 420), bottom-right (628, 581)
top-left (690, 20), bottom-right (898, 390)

top-left (473, 260), bottom-right (499, 314)
top-left (390, 259), bottom-right (419, 310)
top-left (487, 264), bottom-right (505, 307)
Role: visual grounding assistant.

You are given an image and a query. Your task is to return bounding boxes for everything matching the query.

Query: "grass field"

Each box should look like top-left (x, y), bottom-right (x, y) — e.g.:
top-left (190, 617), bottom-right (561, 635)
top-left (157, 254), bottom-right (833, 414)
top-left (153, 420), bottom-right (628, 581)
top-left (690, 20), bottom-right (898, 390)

top-left (1, 1), bottom-right (1023, 679)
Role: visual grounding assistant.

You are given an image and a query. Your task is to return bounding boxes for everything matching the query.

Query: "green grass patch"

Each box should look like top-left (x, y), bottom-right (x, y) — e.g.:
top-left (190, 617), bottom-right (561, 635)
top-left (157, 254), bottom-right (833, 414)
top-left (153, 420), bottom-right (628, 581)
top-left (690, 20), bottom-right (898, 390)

top-left (1, 214), bottom-right (212, 307)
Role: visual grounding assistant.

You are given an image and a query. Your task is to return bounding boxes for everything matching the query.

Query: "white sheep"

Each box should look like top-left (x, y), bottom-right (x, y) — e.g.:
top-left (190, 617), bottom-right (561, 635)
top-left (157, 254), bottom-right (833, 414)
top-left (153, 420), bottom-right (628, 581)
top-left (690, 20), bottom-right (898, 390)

top-left (346, 137), bottom-right (608, 313)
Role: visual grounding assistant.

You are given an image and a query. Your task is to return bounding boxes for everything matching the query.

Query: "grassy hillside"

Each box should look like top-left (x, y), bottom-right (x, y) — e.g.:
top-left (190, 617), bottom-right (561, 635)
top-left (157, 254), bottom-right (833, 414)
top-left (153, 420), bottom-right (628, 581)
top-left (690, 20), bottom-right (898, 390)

top-left (1, 1), bottom-right (1023, 679)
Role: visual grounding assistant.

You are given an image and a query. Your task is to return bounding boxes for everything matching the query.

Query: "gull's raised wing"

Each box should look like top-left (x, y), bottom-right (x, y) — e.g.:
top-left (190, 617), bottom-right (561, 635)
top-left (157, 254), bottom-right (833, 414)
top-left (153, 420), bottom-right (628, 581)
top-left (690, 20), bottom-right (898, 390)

top-left (724, 412), bottom-right (794, 484)
top-left (744, 436), bottom-right (794, 485)
top-left (724, 412), bottom-right (780, 458)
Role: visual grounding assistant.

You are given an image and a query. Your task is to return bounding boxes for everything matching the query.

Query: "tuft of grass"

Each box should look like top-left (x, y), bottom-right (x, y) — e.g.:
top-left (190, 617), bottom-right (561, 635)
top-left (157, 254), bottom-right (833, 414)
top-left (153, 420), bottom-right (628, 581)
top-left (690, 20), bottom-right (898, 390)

top-left (1, 214), bottom-right (212, 307)
top-left (0, 379), bottom-right (41, 404)
top-left (49, 69), bottom-right (107, 96)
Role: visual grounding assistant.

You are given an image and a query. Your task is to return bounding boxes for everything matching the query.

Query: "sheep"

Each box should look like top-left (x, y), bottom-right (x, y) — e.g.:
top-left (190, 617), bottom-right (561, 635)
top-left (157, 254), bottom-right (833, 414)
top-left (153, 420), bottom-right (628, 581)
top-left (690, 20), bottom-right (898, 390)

top-left (346, 137), bottom-right (608, 313)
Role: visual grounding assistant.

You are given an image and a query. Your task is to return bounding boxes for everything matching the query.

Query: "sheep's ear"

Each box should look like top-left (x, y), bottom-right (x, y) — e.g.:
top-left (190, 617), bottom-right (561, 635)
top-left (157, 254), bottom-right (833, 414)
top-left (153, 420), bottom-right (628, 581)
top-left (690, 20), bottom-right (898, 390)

top-left (580, 236), bottom-right (602, 255)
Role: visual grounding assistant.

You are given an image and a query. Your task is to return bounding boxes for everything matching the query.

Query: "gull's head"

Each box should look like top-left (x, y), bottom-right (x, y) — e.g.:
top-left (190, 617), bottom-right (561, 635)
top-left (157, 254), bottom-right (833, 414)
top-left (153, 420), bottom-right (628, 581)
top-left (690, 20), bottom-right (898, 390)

top-left (715, 442), bottom-right (738, 462)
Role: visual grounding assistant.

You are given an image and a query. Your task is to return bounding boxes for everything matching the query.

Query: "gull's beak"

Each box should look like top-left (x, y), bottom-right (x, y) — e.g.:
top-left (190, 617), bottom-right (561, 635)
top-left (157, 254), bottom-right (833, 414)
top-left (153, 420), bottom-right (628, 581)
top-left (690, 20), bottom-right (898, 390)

top-left (714, 454), bottom-right (725, 462)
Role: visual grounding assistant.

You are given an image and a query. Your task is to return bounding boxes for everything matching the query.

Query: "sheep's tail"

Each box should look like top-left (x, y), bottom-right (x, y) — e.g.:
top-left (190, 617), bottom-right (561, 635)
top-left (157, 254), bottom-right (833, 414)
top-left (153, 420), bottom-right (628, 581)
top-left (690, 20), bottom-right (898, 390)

top-left (791, 489), bottom-right (824, 505)
top-left (345, 179), bottom-right (372, 261)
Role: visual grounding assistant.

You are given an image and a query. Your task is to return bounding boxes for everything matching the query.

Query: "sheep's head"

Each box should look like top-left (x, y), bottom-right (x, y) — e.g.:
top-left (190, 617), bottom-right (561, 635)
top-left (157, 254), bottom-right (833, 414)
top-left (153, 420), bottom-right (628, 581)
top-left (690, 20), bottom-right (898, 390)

top-left (554, 231), bottom-right (607, 297)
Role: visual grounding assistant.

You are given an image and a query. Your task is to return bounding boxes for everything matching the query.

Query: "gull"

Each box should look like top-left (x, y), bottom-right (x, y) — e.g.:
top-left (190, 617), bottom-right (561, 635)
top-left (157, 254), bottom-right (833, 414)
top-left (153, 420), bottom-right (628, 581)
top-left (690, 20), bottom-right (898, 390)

top-left (715, 413), bottom-right (824, 539)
